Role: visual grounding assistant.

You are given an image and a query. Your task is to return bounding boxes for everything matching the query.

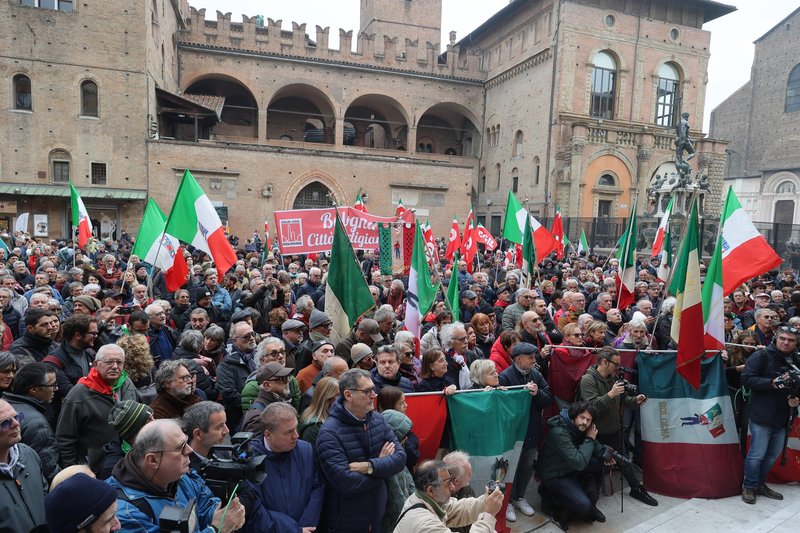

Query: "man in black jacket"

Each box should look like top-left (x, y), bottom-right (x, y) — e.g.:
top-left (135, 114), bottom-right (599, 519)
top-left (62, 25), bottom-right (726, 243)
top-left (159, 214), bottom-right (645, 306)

top-left (498, 342), bottom-right (553, 523)
top-left (740, 325), bottom-right (800, 504)
top-left (9, 308), bottom-right (59, 363)
top-left (42, 314), bottom-right (98, 413)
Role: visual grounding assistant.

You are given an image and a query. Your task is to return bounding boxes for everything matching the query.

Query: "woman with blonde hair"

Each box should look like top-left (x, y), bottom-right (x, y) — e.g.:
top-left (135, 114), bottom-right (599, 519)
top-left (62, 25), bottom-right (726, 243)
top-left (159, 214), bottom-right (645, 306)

top-left (116, 334), bottom-right (155, 392)
top-left (299, 376), bottom-right (339, 447)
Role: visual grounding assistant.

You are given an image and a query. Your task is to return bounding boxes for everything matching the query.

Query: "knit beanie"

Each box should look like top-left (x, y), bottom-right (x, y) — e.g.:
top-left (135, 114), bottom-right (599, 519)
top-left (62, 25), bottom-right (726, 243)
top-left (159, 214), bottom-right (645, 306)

top-left (45, 473), bottom-right (117, 533)
top-left (108, 400), bottom-right (153, 442)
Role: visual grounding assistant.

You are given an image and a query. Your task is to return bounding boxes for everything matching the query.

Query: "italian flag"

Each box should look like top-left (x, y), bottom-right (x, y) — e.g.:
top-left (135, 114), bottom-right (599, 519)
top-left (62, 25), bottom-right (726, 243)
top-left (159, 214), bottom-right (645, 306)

top-left (702, 230), bottom-right (725, 351)
top-left (669, 201), bottom-right (705, 389)
top-left (395, 198), bottom-right (406, 218)
top-left (550, 206), bottom-right (565, 259)
top-left (70, 182), bottom-right (93, 248)
top-left (353, 194), bottom-right (368, 213)
top-left (502, 191), bottom-right (556, 262)
top-left (577, 229), bottom-right (589, 256)
top-left (615, 207), bottom-right (637, 310)
top-left (444, 216), bottom-right (461, 262)
top-left (656, 227), bottom-right (672, 283)
top-left (325, 214), bottom-right (375, 343)
top-left (521, 212), bottom-right (537, 288)
top-left (405, 222), bottom-right (440, 337)
top-left (638, 352), bottom-right (743, 498)
top-left (164, 170), bottom-right (237, 279)
top-left (132, 198), bottom-right (189, 293)
top-left (720, 187), bottom-right (782, 295)
top-left (652, 197), bottom-right (673, 256)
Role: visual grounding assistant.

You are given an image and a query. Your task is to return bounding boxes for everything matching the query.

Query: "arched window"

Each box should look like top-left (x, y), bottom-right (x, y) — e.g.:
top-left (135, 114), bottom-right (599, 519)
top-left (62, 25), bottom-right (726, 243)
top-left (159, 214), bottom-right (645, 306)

top-left (598, 174), bottom-right (616, 187)
top-left (293, 181), bottom-right (334, 209)
top-left (786, 64), bottom-right (800, 112)
top-left (655, 63), bottom-right (680, 126)
top-left (533, 156), bottom-right (541, 185)
top-left (80, 80), bottom-right (98, 117)
top-left (590, 51), bottom-right (616, 119)
top-left (512, 168), bottom-right (519, 193)
top-left (777, 180), bottom-right (796, 194)
top-left (49, 149), bottom-right (71, 183)
top-left (13, 74), bottom-right (32, 111)
top-left (495, 163), bottom-right (501, 190)
top-left (479, 169), bottom-right (486, 193)
top-left (513, 130), bottom-right (523, 157)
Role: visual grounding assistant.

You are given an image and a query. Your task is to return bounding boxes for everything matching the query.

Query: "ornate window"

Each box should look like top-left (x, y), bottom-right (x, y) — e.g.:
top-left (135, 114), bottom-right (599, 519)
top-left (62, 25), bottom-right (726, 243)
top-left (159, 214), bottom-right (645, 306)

top-left (786, 64), bottom-right (800, 112)
top-left (13, 74), bottom-right (32, 111)
top-left (293, 182), bottom-right (334, 209)
top-left (777, 180), bottom-right (796, 194)
top-left (655, 63), bottom-right (680, 127)
top-left (590, 51), bottom-right (616, 119)
top-left (80, 80), bottom-right (98, 117)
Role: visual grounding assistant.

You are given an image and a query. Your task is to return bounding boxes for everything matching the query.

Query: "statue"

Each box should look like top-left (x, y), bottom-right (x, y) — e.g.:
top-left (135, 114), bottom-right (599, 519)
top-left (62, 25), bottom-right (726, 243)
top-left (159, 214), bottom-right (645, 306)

top-left (698, 174), bottom-right (710, 191)
top-left (674, 112), bottom-right (695, 185)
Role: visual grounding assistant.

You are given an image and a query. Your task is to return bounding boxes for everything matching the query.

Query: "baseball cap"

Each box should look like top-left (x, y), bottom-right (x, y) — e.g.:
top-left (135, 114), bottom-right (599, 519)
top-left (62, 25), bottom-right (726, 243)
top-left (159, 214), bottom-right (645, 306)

top-left (358, 318), bottom-right (383, 343)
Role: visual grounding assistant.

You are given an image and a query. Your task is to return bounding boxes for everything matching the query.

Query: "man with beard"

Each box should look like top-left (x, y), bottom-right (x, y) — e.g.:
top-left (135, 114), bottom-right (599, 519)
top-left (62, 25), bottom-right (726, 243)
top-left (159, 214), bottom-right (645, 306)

top-left (149, 360), bottom-right (202, 419)
top-left (532, 297), bottom-right (564, 344)
top-left (240, 361), bottom-right (294, 434)
top-left (9, 308), bottom-right (59, 363)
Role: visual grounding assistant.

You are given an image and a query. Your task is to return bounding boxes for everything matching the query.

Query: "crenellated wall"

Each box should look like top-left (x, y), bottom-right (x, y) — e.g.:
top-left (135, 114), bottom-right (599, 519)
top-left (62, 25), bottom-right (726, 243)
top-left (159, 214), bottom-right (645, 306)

top-left (180, 7), bottom-right (485, 80)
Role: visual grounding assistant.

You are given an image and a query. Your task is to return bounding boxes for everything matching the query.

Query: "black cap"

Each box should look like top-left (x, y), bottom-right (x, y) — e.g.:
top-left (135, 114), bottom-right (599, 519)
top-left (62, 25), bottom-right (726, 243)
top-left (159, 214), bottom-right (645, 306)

top-left (511, 342), bottom-right (538, 357)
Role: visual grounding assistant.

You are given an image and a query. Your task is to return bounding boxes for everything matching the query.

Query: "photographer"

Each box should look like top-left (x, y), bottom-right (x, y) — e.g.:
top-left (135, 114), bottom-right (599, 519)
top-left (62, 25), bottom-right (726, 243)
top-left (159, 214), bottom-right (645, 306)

top-left (740, 325), bottom-right (800, 504)
top-left (537, 402), bottom-right (607, 530)
top-left (578, 347), bottom-right (657, 506)
top-left (108, 419), bottom-right (246, 533)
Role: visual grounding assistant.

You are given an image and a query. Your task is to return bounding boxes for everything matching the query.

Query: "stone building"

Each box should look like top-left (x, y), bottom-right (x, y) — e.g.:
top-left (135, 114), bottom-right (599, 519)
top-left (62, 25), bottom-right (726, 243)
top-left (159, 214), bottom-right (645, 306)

top-left (1, 0), bottom-right (732, 242)
top-left (710, 7), bottom-right (800, 234)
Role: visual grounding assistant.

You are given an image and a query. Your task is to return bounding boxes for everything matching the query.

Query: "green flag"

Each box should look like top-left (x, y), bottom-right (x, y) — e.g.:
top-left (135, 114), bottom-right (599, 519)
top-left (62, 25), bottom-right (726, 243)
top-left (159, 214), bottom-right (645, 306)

top-left (521, 213), bottom-right (536, 287)
top-left (324, 214), bottom-right (375, 343)
top-left (446, 252), bottom-right (461, 322)
top-left (577, 229), bottom-right (589, 256)
top-left (406, 222), bottom-right (440, 337)
top-left (502, 191), bottom-right (527, 244)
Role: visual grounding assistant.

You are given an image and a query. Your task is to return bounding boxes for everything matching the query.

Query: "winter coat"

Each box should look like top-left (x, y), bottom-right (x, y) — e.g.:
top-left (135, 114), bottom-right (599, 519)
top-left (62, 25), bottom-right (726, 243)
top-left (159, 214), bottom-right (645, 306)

top-left (299, 417), bottom-right (324, 448)
top-left (394, 491), bottom-right (495, 533)
top-left (241, 284), bottom-right (285, 334)
top-left (2, 306), bottom-right (21, 340)
top-left (107, 454), bottom-right (219, 532)
top-left (578, 365), bottom-right (638, 435)
top-left (240, 437), bottom-right (324, 532)
top-left (240, 388), bottom-right (291, 434)
top-left (489, 336), bottom-right (513, 373)
top-left (241, 372), bottom-right (301, 413)
top-left (501, 302), bottom-right (527, 331)
top-left (296, 280), bottom-right (324, 306)
top-left (216, 346), bottom-right (255, 429)
top-left (43, 341), bottom-right (96, 411)
top-left (9, 332), bottom-right (55, 363)
top-left (209, 285), bottom-right (232, 320)
top-left (538, 409), bottom-right (606, 482)
top-left (149, 391), bottom-right (202, 420)
top-left (371, 367), bottom-right (414, 394)
top-left (2, 392), bottom-right (60, 482)
top-left (742, 344), bottom-right (800, 428)
top-left (414, 375), bottom-right (455, 393)
top-left (498, 363), bottom-right (552, 445)
top-left (315, 397), bottom-right (407, 532)
top-left (420, 326), bottom-right (443, 354)
top-left (0, 443), bottom-right (48, 532)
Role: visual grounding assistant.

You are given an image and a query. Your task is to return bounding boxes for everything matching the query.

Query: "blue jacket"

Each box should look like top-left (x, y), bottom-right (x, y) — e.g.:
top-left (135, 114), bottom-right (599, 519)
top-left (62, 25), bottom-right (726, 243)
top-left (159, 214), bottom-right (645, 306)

top-left (107, 456), bottom-right (219, 533)
top-left (499, 363), bottom-right (553, 445)
top-left (209, 285), bottom-right (232, 319)
top-left (242, 438), bottom-right (323, 532)
top-left (371, 367), bottom-right (414, 394)
top-left (315, 397), bottom-right (407, 532)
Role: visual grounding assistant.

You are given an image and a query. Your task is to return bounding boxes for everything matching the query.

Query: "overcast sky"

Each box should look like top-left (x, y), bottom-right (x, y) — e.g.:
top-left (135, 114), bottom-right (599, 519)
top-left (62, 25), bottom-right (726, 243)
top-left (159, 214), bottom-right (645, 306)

top-left (189, 0), bottom-right (798, 133)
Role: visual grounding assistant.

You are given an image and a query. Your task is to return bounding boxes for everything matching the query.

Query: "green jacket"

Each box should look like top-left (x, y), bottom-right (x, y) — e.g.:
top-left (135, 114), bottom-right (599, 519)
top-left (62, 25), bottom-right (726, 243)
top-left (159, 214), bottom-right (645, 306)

top-left (537, 410), bottom-right (605, 483)
top-left (578, 365), bottom-right (638, 434)
top-left (240, 372), bottom-right (300, 413)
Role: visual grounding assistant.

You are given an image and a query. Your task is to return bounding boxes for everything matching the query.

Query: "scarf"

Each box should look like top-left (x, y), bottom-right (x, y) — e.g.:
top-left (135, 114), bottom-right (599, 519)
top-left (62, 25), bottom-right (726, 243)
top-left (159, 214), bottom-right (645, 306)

top-left (513, 361), bottom-right (532, 376)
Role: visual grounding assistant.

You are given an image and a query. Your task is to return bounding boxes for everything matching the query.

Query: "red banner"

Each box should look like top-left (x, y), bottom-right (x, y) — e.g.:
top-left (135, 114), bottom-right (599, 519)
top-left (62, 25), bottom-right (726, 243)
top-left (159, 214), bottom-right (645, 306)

top-left (767, 416), bottom-right (800, 483)
top-left (405, 393), bottom-right (448, 462)
top-left (475, 223), bottom-right (498, 251)
top-left (273, 207), bottom-right (413, 255)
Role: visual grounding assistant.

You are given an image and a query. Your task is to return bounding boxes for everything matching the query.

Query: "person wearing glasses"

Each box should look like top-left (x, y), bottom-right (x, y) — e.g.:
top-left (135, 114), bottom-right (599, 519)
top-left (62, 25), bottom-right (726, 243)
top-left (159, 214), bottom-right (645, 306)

top-left (740, 324), bottom-right (800, 504)
top-left (747, 307), bottom-right (780, 347)
top-left (2, 362), bottom-right (60, 482)
top-left (142, 303), bottom-right (177, 366)
top-left (0, 398), bottom-right (48, 532)
top-left (108, 418), bottom-right (246, 533)
top-left (316, 368), bottom-right (407, 532)
top-left (740, 291), bottom-right (772, 330)
top-left (56, 344), bottom-right (137, 467)
top-left (217, 321), bottom-right (260, 431)
top-left (240, 361), bottom-right (294, 433)
top-left (394, 459), bottom-right (502, 532)
top-left (500, 288), bottom-right (534, 331)
top-left (149, 360), bottom-right (202, 420)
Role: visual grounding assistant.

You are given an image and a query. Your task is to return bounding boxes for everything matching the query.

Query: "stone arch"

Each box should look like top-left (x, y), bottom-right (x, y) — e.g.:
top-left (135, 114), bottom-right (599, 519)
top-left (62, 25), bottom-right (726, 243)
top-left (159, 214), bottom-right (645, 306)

top-left (343, 94), bottom-right (410, 150)
top-left (266, 83), bottom-right (337, 143)
top-left (764, 171), bottom-right (800, 194)
top-left (580, 152), bottom-right (633, 218)
top-left (184, 73), bottom-right (259, 138)
top-left (282, 170), bottom-right (346, 210)
top-left (416, 102), bottom-right (481, 156)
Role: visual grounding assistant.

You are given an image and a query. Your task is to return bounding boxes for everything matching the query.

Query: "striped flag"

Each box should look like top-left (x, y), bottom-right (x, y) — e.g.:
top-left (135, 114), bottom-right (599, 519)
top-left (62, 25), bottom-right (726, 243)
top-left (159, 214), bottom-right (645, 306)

top-left (702, 229), bottom-right (725, 351)
top-left (615, 207), bottom-right (637, 310)
top-left (405, 222), bottom-right (440, 338)
top-left (638, 352), bottom-right (743, 498)
top-left (70, 182), bottom-right (93, 248)
top-left (521, 213), bottom-right (536, 288)
top-left (131, 198), bottom-right (188, 293)
top-left (446, 252), bottom-right (460, 322)
top-left (354, 194), bottom-right (368, 213)
top-left (656, 227), bottom-right (672, 283)
top-left (652, 197), bottom-right (674, 256)
top-left (577, 229), bottom-right (589, 256)
top-left (395, 198), bottom-right (406, 218)
top-left (669, 200), bottom-right (704, 389)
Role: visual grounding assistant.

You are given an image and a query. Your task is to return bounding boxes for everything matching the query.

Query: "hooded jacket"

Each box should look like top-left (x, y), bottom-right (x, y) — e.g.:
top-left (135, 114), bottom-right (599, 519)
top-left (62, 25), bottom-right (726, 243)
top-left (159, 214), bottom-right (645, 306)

top-left (2, 392), bottom-right (60, 482)
top-left (0, 443), bottom-right (47, 532)
top-left (578, 365), bottom-right (638, 435)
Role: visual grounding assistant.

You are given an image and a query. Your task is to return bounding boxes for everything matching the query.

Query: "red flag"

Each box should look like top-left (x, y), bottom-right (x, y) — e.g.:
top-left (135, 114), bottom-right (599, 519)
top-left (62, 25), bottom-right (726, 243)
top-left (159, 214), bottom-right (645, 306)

top-left (474, 223), bottom-right (498, 251)
top-left (461, 209), bottom-right (477, 273)
top-left (264, 220), bottom-right (271, 251)
top-left (444, 216), bottom-right (461, 262)
top-left (164, 246), bottom-right (189, 293)
top-left (423, 221), bottom-right (438, 268)
top-left (405, 393), bottom-right (447, 462)
top-left (551, 207), bottom-right (565, 260)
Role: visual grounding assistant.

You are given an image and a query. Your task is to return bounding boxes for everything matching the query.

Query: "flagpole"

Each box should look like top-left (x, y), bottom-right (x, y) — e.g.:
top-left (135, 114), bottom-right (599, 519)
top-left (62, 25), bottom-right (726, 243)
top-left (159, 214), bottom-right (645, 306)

top-left (616, 191), bottom-right (639, 309)
top-left (72, 228), bottom-right (77, 267)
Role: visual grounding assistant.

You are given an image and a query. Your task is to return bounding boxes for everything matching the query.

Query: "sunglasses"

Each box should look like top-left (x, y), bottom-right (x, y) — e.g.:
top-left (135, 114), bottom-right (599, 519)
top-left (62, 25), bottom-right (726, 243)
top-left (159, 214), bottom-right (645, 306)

top-left (0, 412), bottom-right (23, 431)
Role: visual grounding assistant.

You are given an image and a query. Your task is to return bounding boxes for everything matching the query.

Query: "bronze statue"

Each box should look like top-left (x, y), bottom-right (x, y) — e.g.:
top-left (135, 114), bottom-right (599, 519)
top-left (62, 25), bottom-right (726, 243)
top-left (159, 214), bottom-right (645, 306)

top-left (674, 112), bottom-right (695, 180)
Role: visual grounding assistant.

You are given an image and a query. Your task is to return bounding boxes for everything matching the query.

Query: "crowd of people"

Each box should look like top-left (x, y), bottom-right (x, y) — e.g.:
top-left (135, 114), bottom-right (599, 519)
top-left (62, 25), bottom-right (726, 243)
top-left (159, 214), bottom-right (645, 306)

top-left (0, 231), bottom-right (798, 532)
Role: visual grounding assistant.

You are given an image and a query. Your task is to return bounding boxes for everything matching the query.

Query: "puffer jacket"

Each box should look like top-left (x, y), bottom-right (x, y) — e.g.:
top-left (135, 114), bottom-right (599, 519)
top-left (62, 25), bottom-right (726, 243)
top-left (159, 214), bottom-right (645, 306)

top-left (489, 336), bottom-right (513, 373)
top-left (315, 397), bottom-right (407, 532)
top-left (371, 367), bottom-right (414, 394)
top-left (9, 331), bottom-right (56, 363)
top-left (240, 371), bottom-right (301, 413)
top-left (240, 437), bottom-right (324, 532)
top-left (537, 409), bottom-right (605, 483)
top-left (2, 392), bottom-right (60, 482)
top-left (0, 443), bottom-right (47, 532)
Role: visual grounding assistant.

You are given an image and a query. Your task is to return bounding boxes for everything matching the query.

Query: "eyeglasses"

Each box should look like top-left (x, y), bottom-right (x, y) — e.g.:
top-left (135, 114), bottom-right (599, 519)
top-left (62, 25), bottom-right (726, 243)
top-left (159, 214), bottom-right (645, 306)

top-left (319, 322), bottom-right (333, 329)
top-left (268, 376), bottom-right (289, 383)
top-left (0, 412), bottom-right (23, 431)
top-left (778, 325), bottom-right (799, 335)
top-left (349, 387), bottom-right (377, 396)
top-left (266, 349), bottom-right (286, 357)
top-left (238, 332), bottom-right (257, 339)
top-left (403, 351), bottom-right (414, 356)
top-left (176, 374), bottom-right (194, 383)
top-left (452, 336), bottom-right (467, 342)
top-left (152, 439), bottom-right (190, 455)
top-left (97, 359), bottom-right (125, 367)
top-left (37, 382), bottom-right (58, 390)
top-left (431, 476), bottom-right (454, 487)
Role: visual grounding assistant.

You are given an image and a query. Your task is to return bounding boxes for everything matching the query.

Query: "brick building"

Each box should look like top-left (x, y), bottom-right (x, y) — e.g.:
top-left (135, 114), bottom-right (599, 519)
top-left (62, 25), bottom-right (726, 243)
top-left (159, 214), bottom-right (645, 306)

top-left (710, 7), bottom-right (800, 234)
top-left (1, 0), bottom-right (733, 241)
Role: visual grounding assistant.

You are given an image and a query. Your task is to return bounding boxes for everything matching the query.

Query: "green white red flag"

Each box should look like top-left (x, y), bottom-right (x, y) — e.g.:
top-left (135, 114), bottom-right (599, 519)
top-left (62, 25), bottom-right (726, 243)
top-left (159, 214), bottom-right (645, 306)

top-left (70, 182), bottom-right (93, 248)
top-left (615, 207), bottom-right (637, 310)
top-left (702, 228), bottom-right (725, 351)
top-left (405, 222), bottom-right (440, 337)
top-left (521, 213), bottom-right (536, 288)
top-left (502, 191), bottom-right (557, 262)
top-left (325, 214), bottom-right (375, 343)
top-left (577, 229), bottom-right (589, 256)
top-left (395, 198), bottom-right (406, 218)
top-left (656, 226), bottom-right (672, 283)
top-left (652, 197), bottom-right (674, 256)
top-left (353, 194), bottom-right (368, 213)
top-left (719, 187), bottom-right (781, 294)
top-left (669, 200), bottom-right (705, 389)
top-left (131, 198), bottom-right (189, 293)
top-left (164, 170), bottom-right (237, 279)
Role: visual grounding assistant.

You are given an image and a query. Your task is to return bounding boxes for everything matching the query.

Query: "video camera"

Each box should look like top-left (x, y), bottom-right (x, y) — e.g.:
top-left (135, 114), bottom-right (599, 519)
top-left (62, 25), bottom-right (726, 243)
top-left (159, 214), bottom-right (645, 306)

top-left (774, 362), bottom-right (800, 396)
top-left (199, 431), bottom-right (268, 502)
top-left (601, 445), bottom-right (632, 467)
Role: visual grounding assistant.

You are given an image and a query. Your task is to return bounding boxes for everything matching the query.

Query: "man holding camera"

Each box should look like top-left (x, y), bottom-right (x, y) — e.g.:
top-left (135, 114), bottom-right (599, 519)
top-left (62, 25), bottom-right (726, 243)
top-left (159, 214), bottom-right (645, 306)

top-left (740, 325), bottom-right (800, 504)
top-left (579, 347), bottom-right (658, 506)
top-left (108, 418), bottom-right (246, 532)
top-left (537, 402), bottom-right (608, 529)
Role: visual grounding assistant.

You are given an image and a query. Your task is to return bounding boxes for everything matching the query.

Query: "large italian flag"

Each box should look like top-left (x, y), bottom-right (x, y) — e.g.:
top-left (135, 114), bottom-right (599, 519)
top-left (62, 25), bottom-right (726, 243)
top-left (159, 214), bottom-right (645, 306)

top-left (669, 201), bottom-right (705, 389)
top-left (131, 198), bottom-right (189, 293)
top-left (615, 207), bottom-right (637, 310)
top-left (70, 182), bottom-right (93, 248)
top-left (165, 170), bottom-right (237, 279)
top-left (651, 197), bottom-right (673, 256)
top-left (638, 352), bottom-right (743, 498)
top-left (405, 222), bottom-right (440, 338)
top-left (720, 187), bottom-right (782, 295)
top-left (502, 191), bottom-right (556, 262)
top-left (325, 214), bottom-right (375, 343)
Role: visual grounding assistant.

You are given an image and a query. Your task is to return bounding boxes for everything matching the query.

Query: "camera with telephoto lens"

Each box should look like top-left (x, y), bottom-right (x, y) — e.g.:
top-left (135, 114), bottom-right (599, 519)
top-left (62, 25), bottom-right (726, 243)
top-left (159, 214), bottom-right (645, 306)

top-left (774, 365), bottom-right (800, 396)
top-left (600, 445), bottom-right (632, 466)
top-left (199, 431), bottom-right (268, 502)
top-left (616, 379), bottom-right (639, 397)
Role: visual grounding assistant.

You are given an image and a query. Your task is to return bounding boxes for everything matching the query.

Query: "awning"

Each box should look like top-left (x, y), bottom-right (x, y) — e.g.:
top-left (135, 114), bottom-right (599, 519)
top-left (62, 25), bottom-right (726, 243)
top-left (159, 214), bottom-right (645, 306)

top-left (156, 88), bottom-right (223, 121)
top-left (0, 183), bottom-right (147, 200)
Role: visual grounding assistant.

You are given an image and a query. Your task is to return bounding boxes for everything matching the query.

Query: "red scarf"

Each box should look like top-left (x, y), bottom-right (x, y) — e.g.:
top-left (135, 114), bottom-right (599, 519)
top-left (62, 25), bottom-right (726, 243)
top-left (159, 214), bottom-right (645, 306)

top-left (78, 367), bottom-right (113, 396)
